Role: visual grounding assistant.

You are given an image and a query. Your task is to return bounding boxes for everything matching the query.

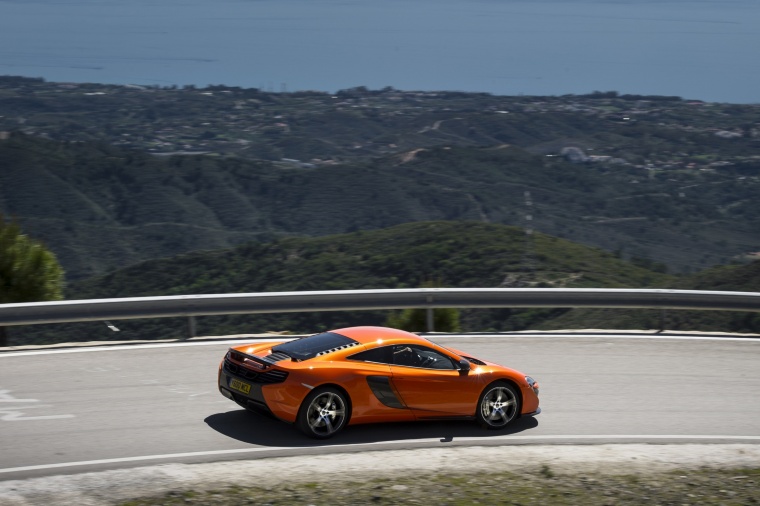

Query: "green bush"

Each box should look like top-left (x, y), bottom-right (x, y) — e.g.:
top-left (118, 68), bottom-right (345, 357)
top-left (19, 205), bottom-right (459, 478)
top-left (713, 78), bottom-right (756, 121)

top-left (386, 307), bottom-right (461, 333)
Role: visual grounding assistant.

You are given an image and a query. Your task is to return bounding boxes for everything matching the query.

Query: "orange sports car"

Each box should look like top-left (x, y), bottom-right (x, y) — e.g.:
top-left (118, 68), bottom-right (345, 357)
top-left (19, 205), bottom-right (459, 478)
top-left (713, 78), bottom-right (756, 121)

top-left (218, 326), bottom-right (540, 438)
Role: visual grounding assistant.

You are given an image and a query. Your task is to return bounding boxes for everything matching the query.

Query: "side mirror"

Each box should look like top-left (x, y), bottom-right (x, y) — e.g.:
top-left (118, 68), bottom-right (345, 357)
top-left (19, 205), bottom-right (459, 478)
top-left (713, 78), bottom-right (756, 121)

top-left (457, 358), bottom-right (471, 373)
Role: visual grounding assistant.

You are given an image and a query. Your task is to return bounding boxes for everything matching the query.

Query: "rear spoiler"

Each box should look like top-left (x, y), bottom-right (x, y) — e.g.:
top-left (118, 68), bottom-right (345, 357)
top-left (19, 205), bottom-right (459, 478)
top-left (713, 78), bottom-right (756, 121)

top-left (228, 348), bottom-right (283, 368)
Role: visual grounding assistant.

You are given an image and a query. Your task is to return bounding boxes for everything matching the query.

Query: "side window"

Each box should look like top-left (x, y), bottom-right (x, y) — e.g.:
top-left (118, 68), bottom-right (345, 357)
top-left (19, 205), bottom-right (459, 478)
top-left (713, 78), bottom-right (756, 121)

top-left (347, 346), bottom-right (392, 364)
top-left (392, 345), bottom-right (456, 370)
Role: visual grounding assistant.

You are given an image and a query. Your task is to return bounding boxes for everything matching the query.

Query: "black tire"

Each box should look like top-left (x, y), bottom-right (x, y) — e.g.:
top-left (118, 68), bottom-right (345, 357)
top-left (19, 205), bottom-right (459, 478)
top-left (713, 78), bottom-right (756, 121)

top-left (476, 381), bottom-right (521, 430)
top-left (296, 386), bottom-right (349, 439)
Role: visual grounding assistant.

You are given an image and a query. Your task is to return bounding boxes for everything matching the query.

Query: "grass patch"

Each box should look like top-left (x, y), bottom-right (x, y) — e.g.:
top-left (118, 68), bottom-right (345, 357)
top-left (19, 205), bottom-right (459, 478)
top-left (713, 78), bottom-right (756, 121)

top-left (120, 468), bottom-right (760, 505)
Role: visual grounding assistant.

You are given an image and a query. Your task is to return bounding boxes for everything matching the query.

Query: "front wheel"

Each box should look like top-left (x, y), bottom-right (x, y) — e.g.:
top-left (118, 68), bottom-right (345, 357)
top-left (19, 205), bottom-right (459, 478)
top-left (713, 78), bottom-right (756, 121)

top-left (476, 381), bottom-right (521, 429)
top-left (296, 387), bottom-right (349, 439)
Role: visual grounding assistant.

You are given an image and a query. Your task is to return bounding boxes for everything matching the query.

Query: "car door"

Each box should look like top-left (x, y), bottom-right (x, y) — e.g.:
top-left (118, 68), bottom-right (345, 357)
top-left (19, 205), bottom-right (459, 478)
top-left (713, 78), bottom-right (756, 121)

top-left (388, 344), bottom-right (484, 419)
top-left (344, 345), bottom-right (416, 423)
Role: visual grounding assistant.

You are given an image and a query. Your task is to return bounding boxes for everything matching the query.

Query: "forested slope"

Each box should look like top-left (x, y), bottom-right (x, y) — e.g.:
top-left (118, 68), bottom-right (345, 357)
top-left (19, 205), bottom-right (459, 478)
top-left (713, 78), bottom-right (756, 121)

top-left (1, 133), bottom-right (757, 280)
top-left (9, 221), bottom-right (674, 344)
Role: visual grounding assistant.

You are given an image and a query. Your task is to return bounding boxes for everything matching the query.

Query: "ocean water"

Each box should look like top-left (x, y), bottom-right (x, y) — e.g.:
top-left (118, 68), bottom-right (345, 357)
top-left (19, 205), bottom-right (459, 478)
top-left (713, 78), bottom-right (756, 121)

top-left (0, 0), bottom-right (758, 103)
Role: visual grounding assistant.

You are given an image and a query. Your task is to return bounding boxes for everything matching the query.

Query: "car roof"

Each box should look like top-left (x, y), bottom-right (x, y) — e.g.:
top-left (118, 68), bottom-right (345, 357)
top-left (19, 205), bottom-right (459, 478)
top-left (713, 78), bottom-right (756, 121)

top-left (330, 326), bottom-right (426, 347)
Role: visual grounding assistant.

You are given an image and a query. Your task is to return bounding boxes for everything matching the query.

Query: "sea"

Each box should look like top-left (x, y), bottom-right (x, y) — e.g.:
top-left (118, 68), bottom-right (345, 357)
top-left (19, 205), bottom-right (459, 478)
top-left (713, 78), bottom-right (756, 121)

top-left (1, 0), bottom-right (758, 103)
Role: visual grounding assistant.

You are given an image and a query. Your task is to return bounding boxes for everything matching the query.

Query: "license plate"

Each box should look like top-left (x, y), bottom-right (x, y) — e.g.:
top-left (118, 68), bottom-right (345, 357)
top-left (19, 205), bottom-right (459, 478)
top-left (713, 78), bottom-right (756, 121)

top-left (229, 378), bottom-right (251, 394)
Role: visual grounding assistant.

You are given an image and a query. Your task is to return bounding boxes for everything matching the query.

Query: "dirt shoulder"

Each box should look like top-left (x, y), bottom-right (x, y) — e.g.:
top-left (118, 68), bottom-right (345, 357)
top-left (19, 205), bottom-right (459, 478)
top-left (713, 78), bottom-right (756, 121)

top-left (1, 444), bottom-right (759, 505)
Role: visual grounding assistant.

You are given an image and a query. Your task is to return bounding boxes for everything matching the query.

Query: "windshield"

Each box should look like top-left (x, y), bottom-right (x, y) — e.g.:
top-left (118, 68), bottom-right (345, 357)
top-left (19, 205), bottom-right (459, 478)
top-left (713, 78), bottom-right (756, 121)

top-left (271, 332), bottom-right (358, 361)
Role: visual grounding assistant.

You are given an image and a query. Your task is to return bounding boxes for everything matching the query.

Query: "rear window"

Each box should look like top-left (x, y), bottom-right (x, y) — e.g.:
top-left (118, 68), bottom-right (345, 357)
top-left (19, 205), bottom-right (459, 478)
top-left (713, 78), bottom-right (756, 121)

top-left (271, 332), bottom-right (358, 361)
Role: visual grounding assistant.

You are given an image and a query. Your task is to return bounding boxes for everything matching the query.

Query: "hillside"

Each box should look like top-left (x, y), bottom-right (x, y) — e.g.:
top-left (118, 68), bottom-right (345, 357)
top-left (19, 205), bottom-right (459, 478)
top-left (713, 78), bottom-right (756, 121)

top-left (1, 77), bottom-right (760, 280)
top-left (1, 132), bottom-right (758, 281)
top-left (541, 260), bottom-right (760, 333)
top-left (9, 222), bottom-right (676, 345)
top-left (2, 78), bottom-right (759, 165)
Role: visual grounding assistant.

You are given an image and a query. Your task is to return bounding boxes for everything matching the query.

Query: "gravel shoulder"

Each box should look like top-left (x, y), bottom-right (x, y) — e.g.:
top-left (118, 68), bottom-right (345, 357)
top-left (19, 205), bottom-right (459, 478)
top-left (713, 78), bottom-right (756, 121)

top-left (2, 444), bottom-right (759, 505)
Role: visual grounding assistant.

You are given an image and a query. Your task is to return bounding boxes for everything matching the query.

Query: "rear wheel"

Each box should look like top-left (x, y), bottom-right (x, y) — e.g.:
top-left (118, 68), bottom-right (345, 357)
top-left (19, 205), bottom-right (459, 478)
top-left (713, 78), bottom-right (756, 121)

top-left (296, 387), bottom-right (349, 439)
top-left (477, 381), bottom-right (520, 429)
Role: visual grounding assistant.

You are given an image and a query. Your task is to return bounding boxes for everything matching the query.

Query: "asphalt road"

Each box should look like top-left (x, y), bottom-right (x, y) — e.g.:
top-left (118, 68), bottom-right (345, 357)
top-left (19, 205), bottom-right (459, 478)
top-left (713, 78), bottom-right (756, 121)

top-left (1, 333), bottom-right (759, 481)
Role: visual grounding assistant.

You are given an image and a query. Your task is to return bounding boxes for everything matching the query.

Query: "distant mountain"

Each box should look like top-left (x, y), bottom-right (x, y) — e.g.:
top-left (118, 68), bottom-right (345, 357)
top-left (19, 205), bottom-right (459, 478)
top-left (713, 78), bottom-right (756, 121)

top-left (1, 132), bottom-right (757, 281)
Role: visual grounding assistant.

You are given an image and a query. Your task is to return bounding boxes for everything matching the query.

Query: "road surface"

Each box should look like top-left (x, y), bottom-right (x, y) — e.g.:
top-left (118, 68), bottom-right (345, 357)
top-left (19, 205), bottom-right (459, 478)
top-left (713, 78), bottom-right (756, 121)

top-left (1, 333), bottom-right (759, 482)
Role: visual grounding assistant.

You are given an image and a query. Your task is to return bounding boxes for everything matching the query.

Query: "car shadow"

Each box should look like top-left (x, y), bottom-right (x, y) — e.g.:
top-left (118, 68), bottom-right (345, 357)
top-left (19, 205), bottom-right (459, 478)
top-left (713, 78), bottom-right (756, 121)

top-left (204, 409), bottom-right (539, 447)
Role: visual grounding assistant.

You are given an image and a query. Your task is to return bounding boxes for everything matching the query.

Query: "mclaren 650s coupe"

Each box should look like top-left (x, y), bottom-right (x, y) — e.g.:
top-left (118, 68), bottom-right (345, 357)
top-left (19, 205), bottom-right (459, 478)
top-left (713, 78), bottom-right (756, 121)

top-left (218, 326), bottom-right (540, 438)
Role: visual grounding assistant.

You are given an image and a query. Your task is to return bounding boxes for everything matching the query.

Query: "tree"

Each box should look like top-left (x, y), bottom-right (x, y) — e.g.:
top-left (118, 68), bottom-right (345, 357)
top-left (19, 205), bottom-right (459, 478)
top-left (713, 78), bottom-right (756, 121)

top-left (0, 215), bottom-right (65, 346)
top-left (386, 306), bottom-right (461, 333)
top-left (386, 279), bottom-right (462, 333)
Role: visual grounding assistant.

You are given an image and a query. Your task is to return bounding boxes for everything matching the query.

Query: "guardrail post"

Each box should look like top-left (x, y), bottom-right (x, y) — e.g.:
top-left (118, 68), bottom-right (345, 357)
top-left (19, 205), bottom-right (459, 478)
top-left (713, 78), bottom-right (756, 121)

top-left (187, 316), bottom-right (197, 340)
top-left (426, 295), bottom-right (434, 333)
top-left (658, 307), bottom-right (668, 333)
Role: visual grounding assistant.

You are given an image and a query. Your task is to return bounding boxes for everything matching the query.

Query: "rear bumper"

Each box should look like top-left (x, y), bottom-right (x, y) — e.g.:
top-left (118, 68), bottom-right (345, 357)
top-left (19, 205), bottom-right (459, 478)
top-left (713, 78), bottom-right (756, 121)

top-left (218, 369), bottom-right (274, 416)
top-left (218, 357), bottom-right (304, 422)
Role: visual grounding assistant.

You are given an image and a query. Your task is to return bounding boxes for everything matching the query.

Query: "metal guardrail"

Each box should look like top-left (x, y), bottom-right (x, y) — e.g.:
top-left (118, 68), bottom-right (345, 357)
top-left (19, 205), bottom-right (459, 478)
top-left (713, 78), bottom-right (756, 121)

top-left (1, 288), bottom-right (758, 335)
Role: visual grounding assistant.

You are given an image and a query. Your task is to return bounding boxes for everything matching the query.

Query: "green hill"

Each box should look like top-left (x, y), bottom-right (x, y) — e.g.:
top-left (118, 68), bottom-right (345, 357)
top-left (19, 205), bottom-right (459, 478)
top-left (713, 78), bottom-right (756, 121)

top-left (10, 221), bottom-right (677, 345)
top-left (72, 221), bottom-right (673, 295)
top-left (540, 260), bottom-right (760, 333)
top-left (10, 222), bottom-right (758, 346)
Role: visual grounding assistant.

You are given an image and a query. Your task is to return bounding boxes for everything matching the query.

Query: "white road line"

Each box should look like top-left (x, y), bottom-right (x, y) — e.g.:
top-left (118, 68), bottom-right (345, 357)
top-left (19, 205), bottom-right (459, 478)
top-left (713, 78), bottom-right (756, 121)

top-left (0, 339), bottom-right (289, 357)
top-left (2, 435), bottom-right (760, 474)
top-left (448, 334), bottom-right (760, 342)
top-left (2, 334), bottom-right (759, 358)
